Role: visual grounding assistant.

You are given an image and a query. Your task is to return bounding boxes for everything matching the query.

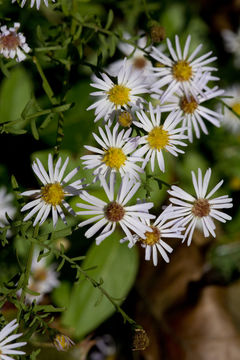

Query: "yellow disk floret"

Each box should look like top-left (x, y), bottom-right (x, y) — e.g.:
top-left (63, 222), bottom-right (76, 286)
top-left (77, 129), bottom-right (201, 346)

top-left (41, 183), bottom-right (65, 206)
top-left (147, 126), bottom-right (169, 150)
top-left (232, 103), bottom-right (240, 116)
top-left (172, 60), bottom-right (192, 81)
top-left (180, 96), bottom-right (198, 114)
top-left (103, 147), bottom-right (126, 169)
top-left (108, 84), bottom-right (131, 107)
top-left (141, 226), bottom-right (160, 246)
top-left (118, 111), bottom-right (133, 127)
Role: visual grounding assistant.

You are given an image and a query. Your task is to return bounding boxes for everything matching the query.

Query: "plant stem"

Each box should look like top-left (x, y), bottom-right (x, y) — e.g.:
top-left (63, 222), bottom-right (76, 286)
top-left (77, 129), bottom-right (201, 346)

top-left (217, 97), bottom-right (240, 120)
top-left (20, 242), bottom-right (35, 303)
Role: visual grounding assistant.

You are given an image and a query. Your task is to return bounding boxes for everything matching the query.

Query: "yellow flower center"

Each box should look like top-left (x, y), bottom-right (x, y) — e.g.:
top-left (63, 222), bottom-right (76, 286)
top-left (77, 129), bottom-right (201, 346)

top-left (103, 147), bottom-right (126, 169)
top-left (41, 183), bottom-right (65, 206)
top-left (180, 96), bottom-right (198, 114)
top-left (0, 33), bottom-right (20, 50)
top-left (118, 111), bottom-right (133, 127)
top-left (141, 226), bottom-right (160, 246)
top-left (104, 201), bottom-right (125, 222)
top-left (147, 126), bottom-right (169, 150)
top-left (172, 60), bottom-right (192, 81)
top-left (191, 198), bottom-right (210, 217)
top-left (108, 84), bottom-right (131, 107)
top-left (230, 176), bottom-right (240, 190)
top-left (232, 103), bottom-right (240, 115)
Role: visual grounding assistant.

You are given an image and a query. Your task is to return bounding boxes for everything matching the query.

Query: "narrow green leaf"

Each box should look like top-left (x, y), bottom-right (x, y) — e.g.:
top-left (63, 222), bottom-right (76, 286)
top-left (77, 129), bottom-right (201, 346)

top-left (105, 9), bottom-right (114, 30)
top-left (30, 118), bottom-right (39, 140)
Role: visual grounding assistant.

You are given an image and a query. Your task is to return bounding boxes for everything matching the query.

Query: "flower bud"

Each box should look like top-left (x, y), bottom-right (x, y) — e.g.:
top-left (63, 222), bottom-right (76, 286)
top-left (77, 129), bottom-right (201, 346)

top-left (132, 328), bottom-right (149, 351)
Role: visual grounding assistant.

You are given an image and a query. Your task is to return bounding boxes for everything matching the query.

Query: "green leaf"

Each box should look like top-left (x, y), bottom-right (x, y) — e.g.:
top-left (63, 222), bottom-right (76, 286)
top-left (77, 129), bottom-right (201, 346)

top-left (52, 281), bottom-right (71, 309)
top-left (0, 67), bottom-right (32, 125)
top-left (61, 0), bottom-right (73, 15)
top-left (105, 9), bottom-right (114, 30)
top-left (62, 234), bottom-right (139, 338)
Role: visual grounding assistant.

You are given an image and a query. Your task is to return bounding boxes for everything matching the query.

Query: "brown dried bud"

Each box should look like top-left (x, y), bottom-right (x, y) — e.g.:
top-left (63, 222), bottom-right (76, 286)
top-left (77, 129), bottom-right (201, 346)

top-left (132, 328), bottom-right (149, 351)
top-left (150, 25), bottom-right (166, 43)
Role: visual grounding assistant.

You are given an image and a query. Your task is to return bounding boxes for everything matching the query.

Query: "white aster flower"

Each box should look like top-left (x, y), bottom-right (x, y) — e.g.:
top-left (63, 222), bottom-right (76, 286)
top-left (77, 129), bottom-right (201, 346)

top-left (0, 23), bottom-right (30, 62)
top-left (132, 103), bottom-right (187, 172)
top-left (81, 123), bottom-right (143, 180)
top-left (77, 173), bottom-right (155, 244)
top-left (121, 205), bottom-right (184, 266)
top-left (0, 187), bottom-right (16, 228)
top-left (150, 34), bottom-right (218, 103)
top-left (12, 0), bottom-right (55, 10)
top-left (0, 319), bottom-right (26, 360)
top-left (25, 250), bottom-right (59, 304)
top-left (154, 86), bottom-right (224, 142)
top-left (107, 33), bottom-right (155, 84)
top-left (21, 153), bottom-right (83, 227)
top-left (87, 58), bottom-right (148, 122)
top-left (222, 28), bottom-right (240, 68)
top-left (168, 168), bottom-right (233, 246)
top-left (217, 85), bottom-right (240, 134)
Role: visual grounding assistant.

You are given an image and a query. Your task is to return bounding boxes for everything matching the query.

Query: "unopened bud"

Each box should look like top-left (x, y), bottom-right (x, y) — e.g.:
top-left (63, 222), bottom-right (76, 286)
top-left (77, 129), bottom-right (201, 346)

top-left (118, 111), bottom-right (133, 127)
top-left (147, 20), bottom-right (166, 43)
top-left (54, 334), bottom-right (75, 351)
top-left (150, 25), bottom-right (166, 43)
top-left (132, 328), bottom-right (149, 351)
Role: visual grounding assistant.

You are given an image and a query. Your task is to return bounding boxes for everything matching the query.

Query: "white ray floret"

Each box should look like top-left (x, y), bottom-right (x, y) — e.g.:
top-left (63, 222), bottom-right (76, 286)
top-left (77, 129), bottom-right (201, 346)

top-left (87, 58), bottom-right (148, 122)
top-left (0, 23), bottom-right (30, 62)
top-left (153, 86), bottom-right (224, 142)
top-left (150, 34), bottom-right (219, 103)
top-left (77, 173), bottom-right (155, 244)
top-left (0, 319), bottom-right (26, 360)
top-left (168, 168), bottom-right (233, 246)
top-left (81, 123), bottom-right (143, 180)
top-left (12, 0), bottom-right (55, 10)
top-left (21, 154), bottom-right (84, 227)
top-left (121, 205), bottom-right (184, 266)
top-left (132, 103), bottom-right (187, 172)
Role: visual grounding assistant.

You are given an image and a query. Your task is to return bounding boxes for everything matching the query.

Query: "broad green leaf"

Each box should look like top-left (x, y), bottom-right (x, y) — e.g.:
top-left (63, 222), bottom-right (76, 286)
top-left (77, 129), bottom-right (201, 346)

top-left (62, 234), bottom-right (139, 338)
top-left (0, 67), bottom-right (32, 125)
top-left (160, 3), bottom-right (186, 37)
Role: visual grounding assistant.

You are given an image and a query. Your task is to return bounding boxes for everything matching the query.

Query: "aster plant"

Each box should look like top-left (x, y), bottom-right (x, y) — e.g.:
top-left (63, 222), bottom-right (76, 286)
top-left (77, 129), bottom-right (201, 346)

top-left (0, 0), bottom-right (238, 357)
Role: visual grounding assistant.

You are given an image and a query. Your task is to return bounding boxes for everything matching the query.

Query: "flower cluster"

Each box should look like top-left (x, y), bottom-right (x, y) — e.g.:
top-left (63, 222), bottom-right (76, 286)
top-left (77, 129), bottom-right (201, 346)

top-left (17, 34), bottom-right (233, 268)
top-left (150, 35), bottom-right (224, 141)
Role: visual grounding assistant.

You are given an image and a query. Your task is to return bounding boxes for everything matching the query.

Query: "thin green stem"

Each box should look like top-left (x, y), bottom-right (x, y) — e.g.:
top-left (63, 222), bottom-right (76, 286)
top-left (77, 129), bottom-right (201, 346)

top-left (20, 242), bottom-right (35, 304)
top-left (142, 0), bottom-right (151, 20)
top-left (217, 97), bottom-right (240, 121)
